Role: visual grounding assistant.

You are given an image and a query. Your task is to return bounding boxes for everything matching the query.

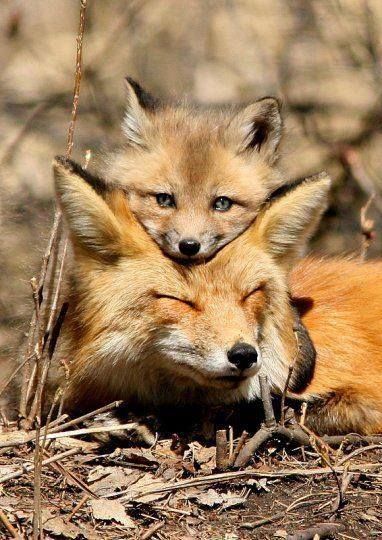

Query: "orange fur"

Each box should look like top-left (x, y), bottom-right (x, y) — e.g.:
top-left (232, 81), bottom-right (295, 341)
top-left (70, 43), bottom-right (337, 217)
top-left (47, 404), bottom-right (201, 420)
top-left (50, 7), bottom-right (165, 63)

top-left (290, 257), bottom-right (382, 434)
top-left (48, 159), bottom-right (382, 436)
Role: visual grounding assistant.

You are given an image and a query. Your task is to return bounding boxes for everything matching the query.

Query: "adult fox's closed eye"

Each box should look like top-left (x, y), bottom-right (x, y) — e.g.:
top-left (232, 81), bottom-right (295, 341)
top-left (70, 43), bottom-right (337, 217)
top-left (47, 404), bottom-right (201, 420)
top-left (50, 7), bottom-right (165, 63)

top-left (20, 157), bottom-right (380, 437)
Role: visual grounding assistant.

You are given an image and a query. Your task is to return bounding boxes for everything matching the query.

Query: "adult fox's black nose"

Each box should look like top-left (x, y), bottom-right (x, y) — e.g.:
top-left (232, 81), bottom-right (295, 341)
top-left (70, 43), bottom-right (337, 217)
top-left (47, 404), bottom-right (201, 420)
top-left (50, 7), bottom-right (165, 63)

top-left (179, 238), bottom-right (201, 256)
top-left (227, 343), bottom-right (258, 371)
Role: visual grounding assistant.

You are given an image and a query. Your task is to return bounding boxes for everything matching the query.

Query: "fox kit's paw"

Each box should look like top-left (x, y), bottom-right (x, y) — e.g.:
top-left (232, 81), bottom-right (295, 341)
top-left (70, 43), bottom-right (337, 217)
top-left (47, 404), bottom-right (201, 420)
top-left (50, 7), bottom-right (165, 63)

top-left (86, 411), bottom-right (157, 447)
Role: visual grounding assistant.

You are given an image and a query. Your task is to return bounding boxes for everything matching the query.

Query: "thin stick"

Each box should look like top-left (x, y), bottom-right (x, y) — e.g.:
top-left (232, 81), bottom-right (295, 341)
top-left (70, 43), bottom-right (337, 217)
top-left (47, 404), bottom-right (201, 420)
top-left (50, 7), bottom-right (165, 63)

top-left (0, 508), bottom-right (22, 539)
top-left (0, 353), bottom-right (33, 400)
top-left (228, 426), bottom-right (234, 462)
top-left (299, 423), bottom-right (343, 509)
top-left (0, 448), bottom-right (80, 484)
top-left (50, 400), bottom-right (123, 433)
top-left (42, 448), bottom-right (96, 498)
top-left (21, 0), bottom-right (87, 426)
top-left (26, 241), bottom-right (68, 426)
top-left (19, 214), bottom-right (61, 420)
top-left (32, 420), bottom-right (43, 540)
top-left (140, 521), bottom-right (165, 540)
top-left (32, 279), bottom-right (43, 540)
top-left (114, 463), bottom-right (379, 502)
top-left (280, 364), bottom-right (294, 426)
top-left (281, 329), bottom-right (299, 426)
top-left (43, 422), bottom-right (139, 441)
top-left (215, 429), bottom-right (229, 471)
top-left (337, 443), bottom-right (382, 466)
top-left (331, 468), bottom-right (352, 514)
top-left (240, 512), bottom-right (285, 530)
top-left (229, 430), bottom-right (248, 467)
top-left (66, 0), bottom-right (87, 158)
top-left (67, 494), bottom-right (90, 522)
top-left (0, 401), bottom-right (123, 449)
top-left (259, 375), bottom-right (276, 427)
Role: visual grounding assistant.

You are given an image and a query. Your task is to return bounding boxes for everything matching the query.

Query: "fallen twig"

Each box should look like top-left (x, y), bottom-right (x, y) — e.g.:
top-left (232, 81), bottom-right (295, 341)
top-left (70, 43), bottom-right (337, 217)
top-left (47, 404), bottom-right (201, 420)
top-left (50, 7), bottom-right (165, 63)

top-left (67, 494), bottom-right (90, 522)
top-left (32, 420), bottom-right (43, 540)
top-left (42, 448), bottom-right (96, 498)
top-left (0, 508), bottom-right (22, 539)
top-left (114, 463), bottom-right (380, 502)
top-left (50, 400), bottom-right (124, 434)
top-left (331, 467), bottom-right (352, 514)
top-left (234, 375), bottom-right (382, 467)
top-left (259, 374), bottom-right (276, 427)
top-left (43, 422), bottom-right (139, 441)
top-left (140, 520), bottom-right (165, 540)
top-left (229, 430), bottom-right (248, 467)
top-left (0, 448), bottom-right (80, 484)
top-left (337, 443), bottom-right (382, 466)
top-left (0, 400), bottom-right (123, 449)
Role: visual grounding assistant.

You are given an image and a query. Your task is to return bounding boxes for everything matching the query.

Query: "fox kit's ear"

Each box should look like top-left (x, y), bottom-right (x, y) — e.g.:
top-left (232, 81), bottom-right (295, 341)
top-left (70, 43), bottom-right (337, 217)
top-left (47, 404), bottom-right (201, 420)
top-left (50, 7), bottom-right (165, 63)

top-left (122, 77), bottom-right (158, 149)
top-left (53, 156), bottom-right (146, 260)
top-left (253, 172), bottom-right (331, 269)
top-left (227, 97), bottom-right (282, 164)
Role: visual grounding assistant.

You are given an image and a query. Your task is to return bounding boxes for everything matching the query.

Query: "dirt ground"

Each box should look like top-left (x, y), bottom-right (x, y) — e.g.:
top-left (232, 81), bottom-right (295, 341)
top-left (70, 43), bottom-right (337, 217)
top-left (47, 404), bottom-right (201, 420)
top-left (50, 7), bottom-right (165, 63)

top-left (0, 423), bottom-right (381, 539)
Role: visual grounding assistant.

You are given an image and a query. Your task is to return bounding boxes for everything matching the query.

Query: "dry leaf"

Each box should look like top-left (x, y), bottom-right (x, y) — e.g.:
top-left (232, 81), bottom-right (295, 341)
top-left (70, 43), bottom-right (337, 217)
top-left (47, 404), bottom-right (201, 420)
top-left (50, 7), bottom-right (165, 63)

top-left (192, 488), bottom-right (223, 508)
top-left (247, 477), bottom-right (270, 492)
top-left (89, 498), bottom-right (136, 528)
top-left (121, 449), bottom-right (159, 467)
top-left (162, 467), bottom-right (177, 481)
top-left (0, 496), bottom-right (17, 511)
top-left (221, 493), bottom-right (247, 510)
top-left (0, 465), bottom-right (18, 476)
top-left (127, 473), bottom-right (167, 503)
top-left (42, 509), bottom-right (101, 539)
top-left (88, 465), bottom-right (138, 496)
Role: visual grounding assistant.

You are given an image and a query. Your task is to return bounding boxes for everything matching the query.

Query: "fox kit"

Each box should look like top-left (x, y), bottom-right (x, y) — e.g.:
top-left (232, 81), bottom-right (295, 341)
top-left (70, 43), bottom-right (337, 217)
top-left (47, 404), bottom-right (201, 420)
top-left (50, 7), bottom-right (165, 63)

top-left (51, 157), bottom-right (382, 435)
top-left (103, 78), bottom-right (284, 260)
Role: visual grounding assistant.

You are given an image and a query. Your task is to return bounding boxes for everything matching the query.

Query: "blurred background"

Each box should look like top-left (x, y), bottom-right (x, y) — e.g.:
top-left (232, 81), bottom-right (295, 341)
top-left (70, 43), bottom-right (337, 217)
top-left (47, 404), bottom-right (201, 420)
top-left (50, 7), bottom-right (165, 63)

top-left (1, 0), bottom-right (382, 363)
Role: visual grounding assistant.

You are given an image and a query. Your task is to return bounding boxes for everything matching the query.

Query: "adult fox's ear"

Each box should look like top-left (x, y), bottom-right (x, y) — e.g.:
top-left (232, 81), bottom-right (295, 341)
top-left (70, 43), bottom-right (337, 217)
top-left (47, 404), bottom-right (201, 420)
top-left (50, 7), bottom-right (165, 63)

top-left (122, 77), bottom-right (159, 148)
top-left (227, 97), bottom-right (282, 164)
top-left (252, 172), bottom-right (331, 269)
top-left (53, 156), bottom-right (149, 260)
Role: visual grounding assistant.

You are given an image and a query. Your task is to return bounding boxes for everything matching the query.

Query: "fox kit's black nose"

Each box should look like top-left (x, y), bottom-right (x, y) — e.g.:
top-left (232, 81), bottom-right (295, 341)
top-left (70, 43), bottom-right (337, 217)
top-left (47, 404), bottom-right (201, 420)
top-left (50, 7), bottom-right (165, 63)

top-left (179, 238), bottom-right (201, 256)
top-left (227, 343), bottom-right (258, 371)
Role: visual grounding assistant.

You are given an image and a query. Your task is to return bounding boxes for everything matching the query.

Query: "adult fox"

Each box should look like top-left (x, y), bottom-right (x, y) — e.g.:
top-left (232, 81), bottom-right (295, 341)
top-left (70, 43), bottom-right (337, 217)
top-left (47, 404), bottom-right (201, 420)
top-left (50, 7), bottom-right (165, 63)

top-left (36, 158), bottom-right (382, 436)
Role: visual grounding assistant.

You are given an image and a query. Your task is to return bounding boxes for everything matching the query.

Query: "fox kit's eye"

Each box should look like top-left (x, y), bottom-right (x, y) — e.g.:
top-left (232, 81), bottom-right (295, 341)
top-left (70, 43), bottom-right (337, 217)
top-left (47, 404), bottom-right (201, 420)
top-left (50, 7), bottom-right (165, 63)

top-left (213, 196), bottom-right (233, 212)
top-left (155, 193), bottom-right (175, 208)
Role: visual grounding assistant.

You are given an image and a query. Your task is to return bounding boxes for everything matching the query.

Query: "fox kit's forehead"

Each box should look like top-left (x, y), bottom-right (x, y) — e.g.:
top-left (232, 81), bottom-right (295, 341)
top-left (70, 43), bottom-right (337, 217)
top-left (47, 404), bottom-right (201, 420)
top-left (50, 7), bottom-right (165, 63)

top-left (108, 106), bottom-right (279, 200)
